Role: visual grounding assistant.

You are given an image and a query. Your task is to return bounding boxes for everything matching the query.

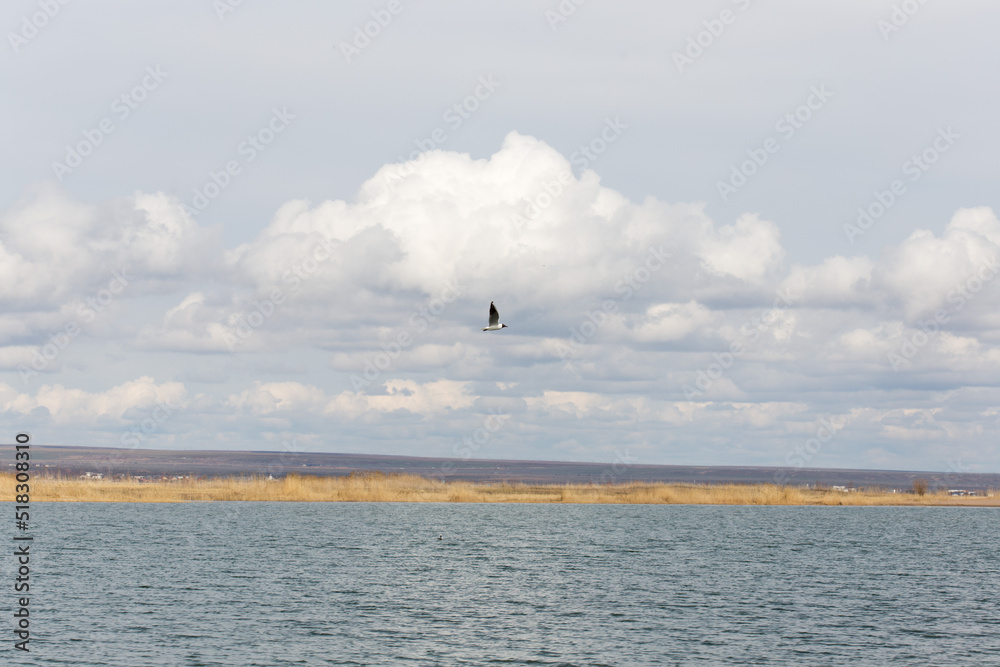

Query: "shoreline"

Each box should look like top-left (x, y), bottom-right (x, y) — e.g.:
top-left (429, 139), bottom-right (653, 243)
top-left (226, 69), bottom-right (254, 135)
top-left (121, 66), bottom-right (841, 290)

top-left (4, 473), bottom-right (998, 506)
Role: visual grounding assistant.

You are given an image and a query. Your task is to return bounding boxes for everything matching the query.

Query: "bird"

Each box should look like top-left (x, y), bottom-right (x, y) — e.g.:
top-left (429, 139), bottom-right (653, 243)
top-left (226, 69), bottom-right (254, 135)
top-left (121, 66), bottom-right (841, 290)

top-left (482, 302), bottom-right (508, 331)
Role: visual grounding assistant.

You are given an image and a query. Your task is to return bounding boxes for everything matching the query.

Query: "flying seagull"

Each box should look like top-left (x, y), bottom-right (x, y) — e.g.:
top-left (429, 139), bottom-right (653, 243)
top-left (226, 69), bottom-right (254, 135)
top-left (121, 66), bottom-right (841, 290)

top-left (483, 302), bottom-right (508, 331)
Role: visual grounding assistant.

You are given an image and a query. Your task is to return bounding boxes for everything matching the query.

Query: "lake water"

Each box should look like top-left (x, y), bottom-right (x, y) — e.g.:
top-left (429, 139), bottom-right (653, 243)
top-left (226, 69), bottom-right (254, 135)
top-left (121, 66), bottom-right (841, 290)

top-left (6, 503), bottom-right (1000, 665)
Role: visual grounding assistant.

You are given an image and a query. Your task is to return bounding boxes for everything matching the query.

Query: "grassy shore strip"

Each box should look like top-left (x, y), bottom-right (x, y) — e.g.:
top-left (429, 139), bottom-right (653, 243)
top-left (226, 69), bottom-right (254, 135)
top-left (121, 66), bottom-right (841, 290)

top-left (3, 473), bottom-right (999, 505)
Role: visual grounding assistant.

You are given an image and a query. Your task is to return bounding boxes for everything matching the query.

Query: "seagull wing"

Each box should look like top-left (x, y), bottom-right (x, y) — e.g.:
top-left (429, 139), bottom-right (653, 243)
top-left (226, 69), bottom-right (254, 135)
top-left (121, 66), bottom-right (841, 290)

top-left (488, 302), bottom-right (499, 327)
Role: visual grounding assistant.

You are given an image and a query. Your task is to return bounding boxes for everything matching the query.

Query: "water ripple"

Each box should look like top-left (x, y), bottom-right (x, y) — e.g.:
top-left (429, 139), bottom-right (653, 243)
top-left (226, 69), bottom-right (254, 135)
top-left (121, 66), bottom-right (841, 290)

top-left (3, 503), bottom-right (998, 665)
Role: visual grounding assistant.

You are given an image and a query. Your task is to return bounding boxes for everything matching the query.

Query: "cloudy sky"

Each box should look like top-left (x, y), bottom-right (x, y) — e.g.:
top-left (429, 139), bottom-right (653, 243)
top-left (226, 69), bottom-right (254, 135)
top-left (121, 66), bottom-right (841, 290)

top-left (3, 1), bottom-right (1000, 474)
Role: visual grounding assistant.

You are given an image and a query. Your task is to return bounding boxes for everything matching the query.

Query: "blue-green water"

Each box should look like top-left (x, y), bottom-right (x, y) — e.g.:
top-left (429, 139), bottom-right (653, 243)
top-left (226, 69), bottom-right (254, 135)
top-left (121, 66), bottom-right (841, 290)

top-left (5, 503), bottom-right (999, 665)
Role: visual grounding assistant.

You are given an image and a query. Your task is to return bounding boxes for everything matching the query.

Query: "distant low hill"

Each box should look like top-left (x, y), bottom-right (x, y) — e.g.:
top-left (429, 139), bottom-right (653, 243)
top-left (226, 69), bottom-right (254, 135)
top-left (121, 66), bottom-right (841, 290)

top-left (9, 444), bottom-right (1000, 491)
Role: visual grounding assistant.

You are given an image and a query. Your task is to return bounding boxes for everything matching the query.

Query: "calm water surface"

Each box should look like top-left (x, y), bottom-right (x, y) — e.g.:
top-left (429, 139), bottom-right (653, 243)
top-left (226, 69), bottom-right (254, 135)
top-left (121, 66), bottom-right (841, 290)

top-left (5, 503), bottom-right (999, 665)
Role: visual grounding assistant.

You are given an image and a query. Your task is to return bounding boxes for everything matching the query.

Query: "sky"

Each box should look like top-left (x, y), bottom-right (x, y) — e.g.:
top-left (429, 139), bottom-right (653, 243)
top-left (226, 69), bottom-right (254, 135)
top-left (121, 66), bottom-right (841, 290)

top-left (2, 0), bottom-right (1000, 475)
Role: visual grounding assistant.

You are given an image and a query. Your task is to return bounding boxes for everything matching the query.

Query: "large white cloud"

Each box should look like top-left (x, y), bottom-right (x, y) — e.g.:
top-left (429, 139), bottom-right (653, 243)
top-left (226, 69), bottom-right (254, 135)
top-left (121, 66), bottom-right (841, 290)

top-left (0, 186), bottom-right (217, 308)
top-left (224, 132), bottom-right (783, 312)
top-left (2, 135), bottom-right (1000, 471)
top-left (875, 207), bottom-right (1000, 322)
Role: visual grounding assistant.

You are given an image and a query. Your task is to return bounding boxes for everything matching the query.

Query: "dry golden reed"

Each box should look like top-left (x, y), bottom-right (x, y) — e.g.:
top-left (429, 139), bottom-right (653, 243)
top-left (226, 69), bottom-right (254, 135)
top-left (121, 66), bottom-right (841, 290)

top-left (2, 472), bottom-right (998, 506)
